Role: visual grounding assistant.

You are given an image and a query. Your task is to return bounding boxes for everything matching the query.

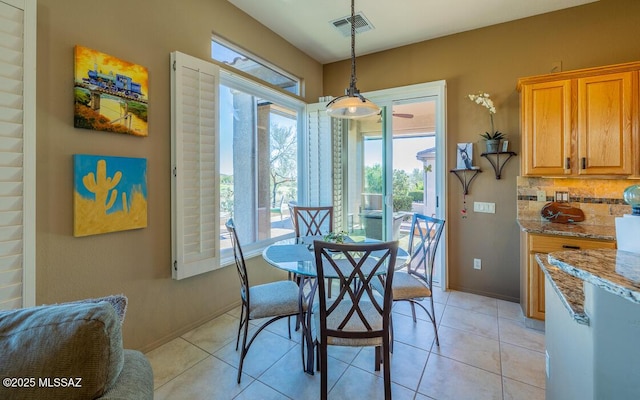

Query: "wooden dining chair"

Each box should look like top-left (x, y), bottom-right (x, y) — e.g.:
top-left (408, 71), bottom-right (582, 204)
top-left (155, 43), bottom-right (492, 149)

top-left (225, 218), bottom-right (304, 383)
top-left (388, 213), bottom-right (445, 347)
top-left (291, 205), bottom-right (335, 295)
top-left (313, 240), bottom-right (398, 400)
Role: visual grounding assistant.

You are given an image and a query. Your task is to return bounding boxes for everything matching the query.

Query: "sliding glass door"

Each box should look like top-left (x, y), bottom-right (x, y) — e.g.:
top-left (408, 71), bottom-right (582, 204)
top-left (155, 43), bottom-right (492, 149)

top-left (340, 82), bottom-right (447, 287)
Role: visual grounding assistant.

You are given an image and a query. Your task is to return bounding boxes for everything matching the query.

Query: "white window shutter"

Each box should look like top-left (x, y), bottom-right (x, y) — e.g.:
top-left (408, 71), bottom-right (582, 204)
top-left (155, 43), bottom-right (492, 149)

top-left (305, 103), bottom-right (333, 206)
top-left (171, 52), bottom-right (220, 280)
top-left (0, 0), bottom-right (35, 310)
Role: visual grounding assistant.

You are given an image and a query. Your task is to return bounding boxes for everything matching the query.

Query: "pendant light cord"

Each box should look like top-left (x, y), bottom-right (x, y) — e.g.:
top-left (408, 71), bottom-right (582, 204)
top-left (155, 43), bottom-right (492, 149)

top-left (349, 0), bottom-right (357, 96)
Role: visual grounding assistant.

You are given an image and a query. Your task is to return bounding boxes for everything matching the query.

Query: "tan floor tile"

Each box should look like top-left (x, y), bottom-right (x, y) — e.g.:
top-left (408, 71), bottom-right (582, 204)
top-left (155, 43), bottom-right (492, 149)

top-left (418, 353), bottom-right (503, 400)
top-left (499, 317), bottom-right (545, 353)
top-left (233, 380), bottom-right (290, 400)
top-left (447, 290), bottom-right (498, 316)
top-left (259, 346), bottom-right (347, 400)
top-left (389, 311), bottom-right (436, 351)
top-left (214, 328), bottom-right (298, 379)
top-left (503, 377), bottom-right (545, 400)
top-left (353, 340), bottom-right (429, 390)
top-left (497, 299), bottom-right (524, 321)
top-left (392, 297), bottom-right (444, 324)
top-left (433, 325), bottom-right (501, 374)
top-left (500, 342), bottom-right (546, 389)
top-left (154, 356), bottom-right (252, 399)
top-left (331, 365), bottom-right (416, 400)
top-left (181, 313), bottom-right (240, 354)
top-left (440, 305), bottom-right (499, 339)
top-left (146, 337), bottom-right (209, 389)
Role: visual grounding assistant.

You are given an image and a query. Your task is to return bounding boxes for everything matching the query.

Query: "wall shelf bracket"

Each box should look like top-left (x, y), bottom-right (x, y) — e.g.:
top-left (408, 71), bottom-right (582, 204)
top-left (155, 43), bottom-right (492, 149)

top-left (480, 151), bottom-right (517, 179)
top-left (449, 168), bottom-right (482, 195)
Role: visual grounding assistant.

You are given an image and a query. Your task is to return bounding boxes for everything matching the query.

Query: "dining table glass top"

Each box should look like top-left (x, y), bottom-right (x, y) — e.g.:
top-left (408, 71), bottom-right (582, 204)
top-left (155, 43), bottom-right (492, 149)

top-left (262, 236), bottom-right (409, 277)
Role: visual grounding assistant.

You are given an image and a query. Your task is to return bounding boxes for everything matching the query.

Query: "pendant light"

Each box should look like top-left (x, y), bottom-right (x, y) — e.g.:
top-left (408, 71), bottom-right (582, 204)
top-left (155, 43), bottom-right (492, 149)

top-left (326, 0), bottom-right (379, 119)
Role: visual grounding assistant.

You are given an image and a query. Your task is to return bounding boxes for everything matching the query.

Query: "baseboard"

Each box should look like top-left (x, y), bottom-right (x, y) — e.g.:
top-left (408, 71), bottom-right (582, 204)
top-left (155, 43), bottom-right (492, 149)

top-left (447, 285), bottom-right (520, 303)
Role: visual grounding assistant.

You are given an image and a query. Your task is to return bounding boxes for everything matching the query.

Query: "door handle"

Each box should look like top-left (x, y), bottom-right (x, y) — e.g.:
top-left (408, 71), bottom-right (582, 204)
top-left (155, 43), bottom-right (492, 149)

top-left (581, 157), bottom-right (586, 170)
top-left (562, 245), bottom-right (581, 250)
top-left (565, 157), bottom-right (570, 169)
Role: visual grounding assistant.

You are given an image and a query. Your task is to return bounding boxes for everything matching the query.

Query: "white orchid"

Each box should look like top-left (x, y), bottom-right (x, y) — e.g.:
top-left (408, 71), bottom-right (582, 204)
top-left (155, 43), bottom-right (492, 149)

top-left (468, 92), bottom-right (502, 139)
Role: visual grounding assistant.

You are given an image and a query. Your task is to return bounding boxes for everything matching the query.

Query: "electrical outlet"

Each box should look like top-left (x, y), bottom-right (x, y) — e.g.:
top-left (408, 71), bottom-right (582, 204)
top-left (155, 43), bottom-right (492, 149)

top-left (555, 191), bottom-right (569, 202)
top-left (536, 190), bottom-right (546, 202)
top-left (473, 258), bottom-right (481, 270)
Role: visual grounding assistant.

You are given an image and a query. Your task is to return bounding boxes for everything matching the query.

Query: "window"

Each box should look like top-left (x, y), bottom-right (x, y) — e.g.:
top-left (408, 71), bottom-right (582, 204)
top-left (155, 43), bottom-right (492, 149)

top-left (171, 51), bottom-right (305, 279)
top-left (218, 72), bottom-right (301, 257)
top-left (212, 36), bottom-right (301, 96)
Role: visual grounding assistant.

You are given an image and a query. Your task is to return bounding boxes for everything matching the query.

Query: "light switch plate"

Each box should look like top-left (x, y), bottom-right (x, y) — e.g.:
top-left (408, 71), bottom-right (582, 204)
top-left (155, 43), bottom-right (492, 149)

top-left (474, 202), bottom-right (495, 214)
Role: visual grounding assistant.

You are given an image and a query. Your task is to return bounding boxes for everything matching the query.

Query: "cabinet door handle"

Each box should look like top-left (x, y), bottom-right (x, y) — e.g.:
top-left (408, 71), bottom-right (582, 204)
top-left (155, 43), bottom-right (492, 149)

top-left (565, 157), bottom-right (570, 169)
top-left (581, 157), bottom-right (586, 169)
top-left (562, 245), bottom-right (581, 250)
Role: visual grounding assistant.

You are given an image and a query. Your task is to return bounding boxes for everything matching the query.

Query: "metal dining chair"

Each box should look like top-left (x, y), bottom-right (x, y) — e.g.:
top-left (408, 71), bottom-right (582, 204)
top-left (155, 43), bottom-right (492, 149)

top-left (291, 205), bottom-right (335, 296)
top-left (312, 240), bottom-right (398, 400)
top-left (388, 213), bottom-right (445, 347)
top-left (225, 218), bottom-right (304, 383)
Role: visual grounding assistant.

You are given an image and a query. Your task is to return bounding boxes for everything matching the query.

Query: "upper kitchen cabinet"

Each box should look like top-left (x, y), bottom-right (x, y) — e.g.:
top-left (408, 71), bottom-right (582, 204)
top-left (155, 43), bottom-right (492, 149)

top-left (518, 62), bottom-right (639, 177)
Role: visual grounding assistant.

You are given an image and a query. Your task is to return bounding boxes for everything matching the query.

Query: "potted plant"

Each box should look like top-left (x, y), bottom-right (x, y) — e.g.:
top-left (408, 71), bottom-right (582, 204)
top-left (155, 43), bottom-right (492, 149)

top-left (323, 230), bottom-right (349, 244)
top-left (479, 131), bottom-right (505, 153)
top-left (468, 92), bottom-right (506, 153)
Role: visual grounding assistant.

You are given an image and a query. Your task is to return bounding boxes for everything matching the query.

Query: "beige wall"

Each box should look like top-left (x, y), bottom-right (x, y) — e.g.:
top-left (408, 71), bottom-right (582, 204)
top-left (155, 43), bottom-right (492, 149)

top-left (35, 0), bottom-right (321, 351)
top-left (323, 0), bottom-right (640, 301)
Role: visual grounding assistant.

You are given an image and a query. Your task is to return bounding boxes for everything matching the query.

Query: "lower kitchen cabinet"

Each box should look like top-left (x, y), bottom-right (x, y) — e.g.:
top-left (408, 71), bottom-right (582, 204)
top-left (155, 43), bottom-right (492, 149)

top-left (520, 232), bottom-right (616, 320)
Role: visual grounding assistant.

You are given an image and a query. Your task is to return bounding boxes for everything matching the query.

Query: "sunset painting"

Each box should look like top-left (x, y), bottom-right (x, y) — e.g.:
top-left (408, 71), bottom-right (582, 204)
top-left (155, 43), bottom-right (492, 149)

top-left (74, 45), bottom-right (149, 137)
top-left (74, 154), bottom-right (148, 237)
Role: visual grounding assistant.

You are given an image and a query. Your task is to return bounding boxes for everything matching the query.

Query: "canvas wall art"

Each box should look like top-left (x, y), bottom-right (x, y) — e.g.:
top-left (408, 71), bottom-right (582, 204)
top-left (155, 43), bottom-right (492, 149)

top-left (456, 143), bottom-right (474, 169)
top-left (74, 154), bottom-right (148, 237)
top-left (74, 45), bottom-right (149, 137)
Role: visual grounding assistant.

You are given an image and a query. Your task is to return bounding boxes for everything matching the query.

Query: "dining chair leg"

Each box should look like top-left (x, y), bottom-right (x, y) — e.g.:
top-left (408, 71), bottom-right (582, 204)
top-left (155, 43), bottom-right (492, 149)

top-left (430, 298), bottom-right (440, 346)
top-left (237, 314), bottom-right (250, 384)
top-left (320, 341), bottom-right (328, 400)
top-left (410, 301), bottom-right (417, 323)
top-left (236, 306), bottom-right (246, 351)
top-left (389, 316), bottom-right (394, 354)
top-left (383, 333), bottom-right (392, 400)
top-left (374, 345), bottom-right (381, 371)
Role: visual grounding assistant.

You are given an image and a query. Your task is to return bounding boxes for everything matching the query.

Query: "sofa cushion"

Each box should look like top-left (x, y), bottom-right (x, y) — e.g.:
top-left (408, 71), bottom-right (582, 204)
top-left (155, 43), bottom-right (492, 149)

top-left (63, 294), bottom-right (128, 325)
top-left (0, 301), bottom-right (124, 400)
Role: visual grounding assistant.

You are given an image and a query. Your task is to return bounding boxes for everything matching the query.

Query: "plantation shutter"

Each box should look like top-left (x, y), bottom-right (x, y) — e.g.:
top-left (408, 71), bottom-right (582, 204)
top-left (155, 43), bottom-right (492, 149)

top-left (305, 103), bottom-right (333, 207)
top-left (170, 51), bottom-right (220, 280)
top-left (0, 0), bottom-right (36, 310)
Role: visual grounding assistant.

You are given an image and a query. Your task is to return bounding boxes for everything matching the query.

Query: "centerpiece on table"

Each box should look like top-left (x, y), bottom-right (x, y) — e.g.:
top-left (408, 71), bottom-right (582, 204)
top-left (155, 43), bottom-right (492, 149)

top-left (323, 230), bottom-right (349, 244)
top-left (468, 92), bottom-right (505, 153)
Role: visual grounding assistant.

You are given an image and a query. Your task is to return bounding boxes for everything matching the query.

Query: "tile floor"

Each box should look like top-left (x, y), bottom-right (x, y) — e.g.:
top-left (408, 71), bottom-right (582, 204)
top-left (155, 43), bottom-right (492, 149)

top-left (147, 289), bottom-right (546, 399)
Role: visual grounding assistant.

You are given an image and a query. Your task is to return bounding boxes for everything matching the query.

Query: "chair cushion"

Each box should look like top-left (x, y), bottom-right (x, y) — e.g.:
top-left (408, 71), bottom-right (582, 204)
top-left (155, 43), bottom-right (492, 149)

top-left (249, 280), bottom-right (301, 319)
top-left (391, 271), bottom-right (432, 300)
top-left (313, 295), bottom-right (384, 347)
top-left (0, 301), bottom-right (124, 400)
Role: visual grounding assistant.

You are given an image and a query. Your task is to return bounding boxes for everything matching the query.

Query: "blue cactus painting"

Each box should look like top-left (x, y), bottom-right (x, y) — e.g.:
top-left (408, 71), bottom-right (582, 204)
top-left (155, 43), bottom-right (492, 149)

top-left (74, 154), bottom-right (147, 237)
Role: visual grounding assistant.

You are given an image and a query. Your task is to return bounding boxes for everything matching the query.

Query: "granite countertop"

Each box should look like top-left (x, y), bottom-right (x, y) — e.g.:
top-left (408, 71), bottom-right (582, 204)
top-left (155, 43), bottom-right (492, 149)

top-left (548, 249), bottom-right (640, 304)
top-left (535, 254), bottom-right (589, 325)
top-left (518, 220), bottom-right (616, 241)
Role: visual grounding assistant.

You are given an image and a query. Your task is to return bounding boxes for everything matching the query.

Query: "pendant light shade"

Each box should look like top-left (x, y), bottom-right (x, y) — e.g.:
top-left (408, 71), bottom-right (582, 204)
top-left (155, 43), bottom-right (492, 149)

top-left (326, 0), bottom-right (379, 119)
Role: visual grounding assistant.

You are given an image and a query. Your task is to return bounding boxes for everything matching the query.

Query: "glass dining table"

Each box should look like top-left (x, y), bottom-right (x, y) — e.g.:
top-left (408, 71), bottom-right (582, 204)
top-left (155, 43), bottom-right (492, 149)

top-left (262, 235), bottom-right (409, 374)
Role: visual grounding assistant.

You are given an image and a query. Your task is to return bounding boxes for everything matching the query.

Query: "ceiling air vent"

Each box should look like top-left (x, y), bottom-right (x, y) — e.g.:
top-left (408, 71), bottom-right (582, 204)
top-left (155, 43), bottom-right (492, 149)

top-left (330, 12), bottom-right (374, 37)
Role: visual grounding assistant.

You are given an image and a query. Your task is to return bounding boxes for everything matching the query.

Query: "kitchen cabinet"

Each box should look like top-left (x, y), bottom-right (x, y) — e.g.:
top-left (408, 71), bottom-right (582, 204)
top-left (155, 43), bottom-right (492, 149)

top-left (519, 62), bottom-right (638, 177)
top-left (520, 232), bottom-right (615, 320)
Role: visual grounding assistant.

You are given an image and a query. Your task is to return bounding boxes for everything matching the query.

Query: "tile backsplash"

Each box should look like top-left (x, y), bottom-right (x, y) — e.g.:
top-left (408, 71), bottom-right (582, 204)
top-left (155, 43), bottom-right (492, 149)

top-left (517, 177), bottom-right (635, 226)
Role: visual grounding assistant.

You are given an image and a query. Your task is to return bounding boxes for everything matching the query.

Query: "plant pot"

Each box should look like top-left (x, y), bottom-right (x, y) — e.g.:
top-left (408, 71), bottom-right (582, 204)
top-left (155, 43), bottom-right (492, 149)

top-left (485, 139), bottom-right (500, 153)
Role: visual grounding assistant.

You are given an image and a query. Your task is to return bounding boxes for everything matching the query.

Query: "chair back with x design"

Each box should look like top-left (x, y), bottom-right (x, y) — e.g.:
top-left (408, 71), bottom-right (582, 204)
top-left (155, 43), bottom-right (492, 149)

top-left (407, 214), bottom-right (445, 290)
top-left (292, 206), bottom-right (333, 237)
top-left (313, 240), bottom-right (398, 400)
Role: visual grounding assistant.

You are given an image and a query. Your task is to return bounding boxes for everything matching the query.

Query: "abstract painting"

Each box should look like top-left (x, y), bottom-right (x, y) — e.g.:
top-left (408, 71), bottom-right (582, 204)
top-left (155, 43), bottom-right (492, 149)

top-left (74, 154), bottom-right (147, 237)
top-left (74, 45), bottom-right (149, 137)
